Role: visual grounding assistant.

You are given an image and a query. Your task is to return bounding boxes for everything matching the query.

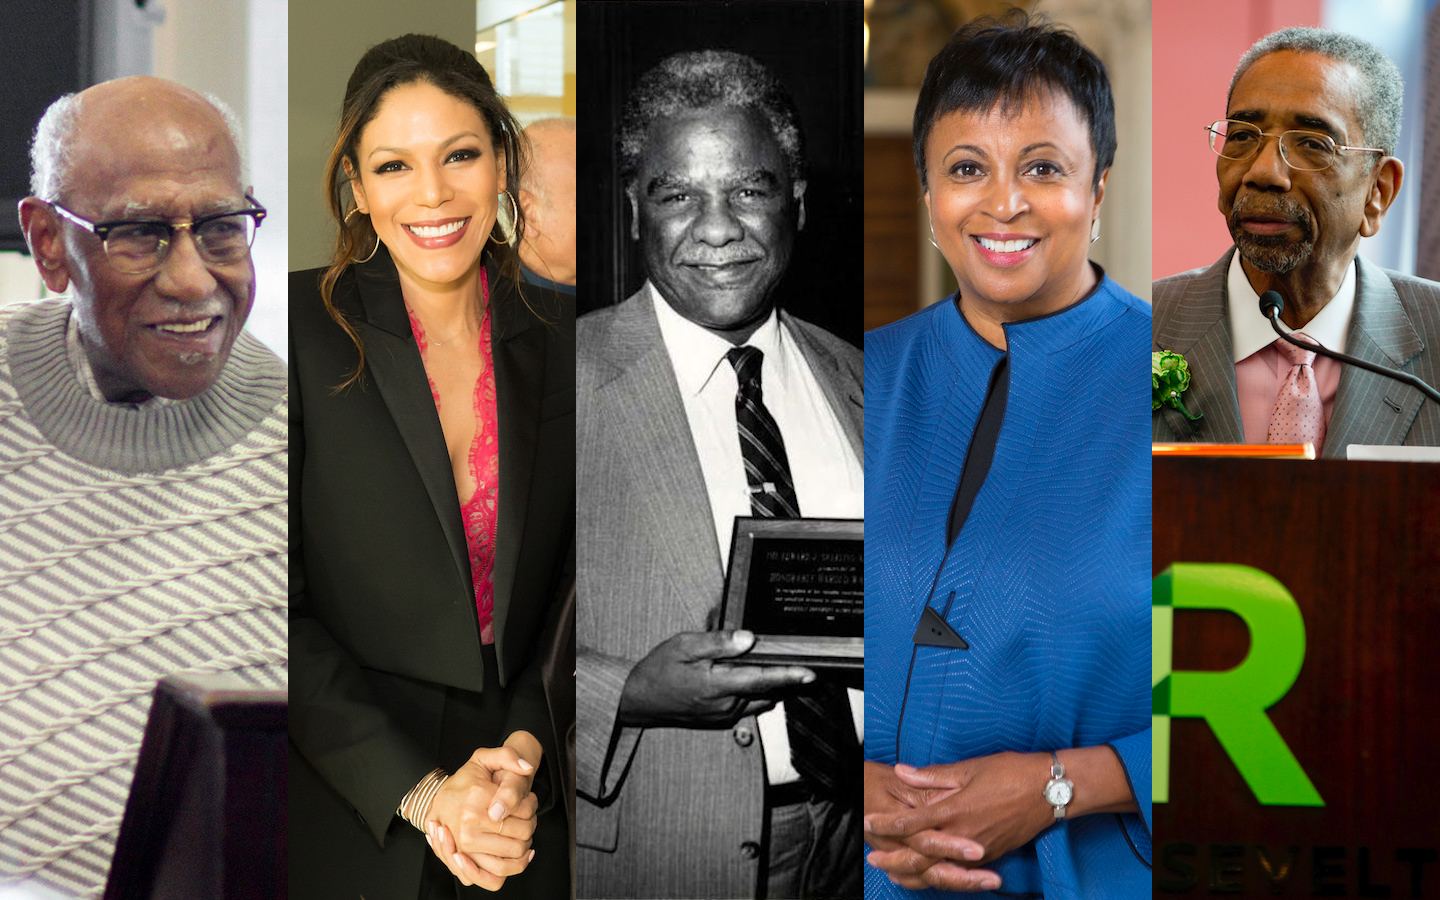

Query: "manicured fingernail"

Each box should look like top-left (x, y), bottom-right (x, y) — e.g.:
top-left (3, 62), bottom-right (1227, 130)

top-left (863, 816), bottom-right (874, 831)
top-left (981, 876), bottom-right (1001, 890)
top-left (528, 849), bottom-right (536, 863)
top-left (801, 672), bottom-right (816, 683)
top-left (963, 845), bottom-right (982, 861)
top-left (425, 834), bottom-right (433, 847)
top-left (452, 853), bottom-right (465, 869)
top-left (518, 759), bottom-right (534, 773)
top-left (489, 801), bottom-right (506, 822)
top-left (894, 763), bottom-right (914, 774)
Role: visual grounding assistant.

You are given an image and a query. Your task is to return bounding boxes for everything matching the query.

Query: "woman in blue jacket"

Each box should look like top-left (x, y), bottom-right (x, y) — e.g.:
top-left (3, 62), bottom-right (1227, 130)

top-left (863, 13), bottom-right (1151, 898)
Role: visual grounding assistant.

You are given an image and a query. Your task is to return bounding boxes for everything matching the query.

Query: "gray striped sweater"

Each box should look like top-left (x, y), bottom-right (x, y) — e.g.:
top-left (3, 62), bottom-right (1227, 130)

top-left (0, 298), bottom-right (287, 898)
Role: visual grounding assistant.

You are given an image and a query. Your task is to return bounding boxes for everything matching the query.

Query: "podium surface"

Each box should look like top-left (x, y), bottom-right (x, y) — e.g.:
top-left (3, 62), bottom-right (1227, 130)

top-left (1154, 457), bottom-right (1440, 897)
top-left (104, 675), bottom-right (285, 900)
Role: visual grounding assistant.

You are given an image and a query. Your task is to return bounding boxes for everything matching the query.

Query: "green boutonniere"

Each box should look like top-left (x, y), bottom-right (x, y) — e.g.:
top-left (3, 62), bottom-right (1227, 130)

top-left (1153, 350), bottom-right (1203, 422)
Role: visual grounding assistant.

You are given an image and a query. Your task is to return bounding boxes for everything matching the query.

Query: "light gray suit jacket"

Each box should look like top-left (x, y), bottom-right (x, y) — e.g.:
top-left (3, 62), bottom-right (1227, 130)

top-left (1153, 248), bottom-right (1440, 456)
top-left (575, 290), bottom-right (862, 899)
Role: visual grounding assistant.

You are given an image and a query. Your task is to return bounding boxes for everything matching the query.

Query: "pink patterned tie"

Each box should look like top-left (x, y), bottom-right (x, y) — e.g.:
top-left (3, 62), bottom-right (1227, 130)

top-left (1266, 332), bottom-right (1325, 449)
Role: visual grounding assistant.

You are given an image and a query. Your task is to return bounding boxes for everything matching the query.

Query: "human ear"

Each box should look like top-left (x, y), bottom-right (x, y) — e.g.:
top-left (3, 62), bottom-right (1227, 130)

top-left (1359, 157), bottom-right (1402, 238)
top-left (519, 188), bottom-right (541, 238)
top-left (18, 198), bottom-right (71, 294)
top-left (627, 186), bottom-right (640, 242)
top-left (792, 179), bottom-right (807, 231)
top-left (1092, 168), bottom-right (1110, 215)
top-left (342, 159), bottom-right (369, 215)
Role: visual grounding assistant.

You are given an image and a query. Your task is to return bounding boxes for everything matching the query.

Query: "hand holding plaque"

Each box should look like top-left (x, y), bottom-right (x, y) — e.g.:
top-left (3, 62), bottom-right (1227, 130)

top-left (618, 630), bottom-right (817, 728)
top-left (719, 517), bottom-right (864, 669)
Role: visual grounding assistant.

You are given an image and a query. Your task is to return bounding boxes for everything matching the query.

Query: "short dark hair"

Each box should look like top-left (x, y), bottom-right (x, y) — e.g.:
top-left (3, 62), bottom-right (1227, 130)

top-left (619, 50), bottom-right (805, 187)
top-left (912, 11), bottom-right (1116, 190)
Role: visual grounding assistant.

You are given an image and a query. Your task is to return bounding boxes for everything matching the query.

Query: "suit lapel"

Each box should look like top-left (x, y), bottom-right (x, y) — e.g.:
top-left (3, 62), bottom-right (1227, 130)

top-left (597, 294), bottom-right (723, 623)
top-left (1325, 257), bottom-right (1425, 455)
top-left (1154, 252), bottom-right (1244, 442)
top-left (783, 312), bottom-right (863, 462)
top-left (489, 269), bottom-right (545, 644)
top-left (348, 249), bottom-right (474, 609)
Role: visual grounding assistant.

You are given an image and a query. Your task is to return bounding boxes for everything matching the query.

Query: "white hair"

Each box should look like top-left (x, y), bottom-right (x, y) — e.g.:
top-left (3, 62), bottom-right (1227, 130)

top-left (29, 88), bottom-right (246, 201)
top-left (1230, 27), bottom-right (1403, 156)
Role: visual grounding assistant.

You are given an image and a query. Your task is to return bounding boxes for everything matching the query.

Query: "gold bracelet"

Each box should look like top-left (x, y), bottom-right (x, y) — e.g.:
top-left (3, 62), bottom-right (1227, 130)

top-left (398, 767), bottom-right (449, 832)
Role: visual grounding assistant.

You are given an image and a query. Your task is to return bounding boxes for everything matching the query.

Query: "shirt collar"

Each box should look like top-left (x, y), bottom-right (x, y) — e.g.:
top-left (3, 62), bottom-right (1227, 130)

top-left (1227, 252), bottom-right (1356, 362)
top-left (649, 281), bottom-right (784, 396)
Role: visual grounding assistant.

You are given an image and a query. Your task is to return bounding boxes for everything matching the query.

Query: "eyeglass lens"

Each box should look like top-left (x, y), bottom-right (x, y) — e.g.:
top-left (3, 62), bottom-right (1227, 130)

top-left (1210, 121), bottom-right (1336, 171)
top-left (104, 213), bottom-right (258, 272)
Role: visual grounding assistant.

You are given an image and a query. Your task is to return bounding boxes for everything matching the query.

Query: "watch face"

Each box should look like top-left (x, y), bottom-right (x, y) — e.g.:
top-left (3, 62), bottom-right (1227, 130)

top-left (1046, 781), bottom-right (1073, 806)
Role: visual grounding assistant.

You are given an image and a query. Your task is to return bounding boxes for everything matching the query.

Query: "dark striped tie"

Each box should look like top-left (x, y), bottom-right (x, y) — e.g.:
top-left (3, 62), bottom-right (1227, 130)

top-left (727, 346), bottom-right (800, 518)
top-left (725, 346), bottom-right (858, 799)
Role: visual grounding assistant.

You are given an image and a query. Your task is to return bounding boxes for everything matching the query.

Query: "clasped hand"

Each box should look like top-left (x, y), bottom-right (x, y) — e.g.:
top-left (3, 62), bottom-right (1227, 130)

top-left (618, 630), bottom-right (816, 728)
top-left (863, 752), bottom-right (1054, 893)
top-left (424, 732), bottom-right (543, 891)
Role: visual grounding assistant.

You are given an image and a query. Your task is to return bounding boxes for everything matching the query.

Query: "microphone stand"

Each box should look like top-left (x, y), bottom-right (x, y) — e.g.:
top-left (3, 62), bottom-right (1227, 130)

top-left (1260, 290), bottom-right (1440, 405)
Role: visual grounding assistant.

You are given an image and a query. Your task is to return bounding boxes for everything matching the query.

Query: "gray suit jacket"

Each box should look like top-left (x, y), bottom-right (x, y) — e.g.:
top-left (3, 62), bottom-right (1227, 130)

top-left (1153, 248), bottom-right (1440, 456)
top-left (574, 289), bottom-right (862, 898)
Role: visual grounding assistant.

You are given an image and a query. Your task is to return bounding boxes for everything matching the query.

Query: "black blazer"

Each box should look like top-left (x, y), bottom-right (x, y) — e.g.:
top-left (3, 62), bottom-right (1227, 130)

top-left (288, 246), bottom-right (574, 897)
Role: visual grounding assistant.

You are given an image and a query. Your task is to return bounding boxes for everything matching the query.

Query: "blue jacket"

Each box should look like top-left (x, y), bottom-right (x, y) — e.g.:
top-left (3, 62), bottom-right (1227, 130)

top-left (863, 276), bottom-right (1152, 899)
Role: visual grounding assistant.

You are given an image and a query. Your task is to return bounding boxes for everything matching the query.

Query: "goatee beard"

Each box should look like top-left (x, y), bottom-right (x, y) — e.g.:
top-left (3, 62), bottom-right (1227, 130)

top-left (1227, 195), bottom-right (1315, 274)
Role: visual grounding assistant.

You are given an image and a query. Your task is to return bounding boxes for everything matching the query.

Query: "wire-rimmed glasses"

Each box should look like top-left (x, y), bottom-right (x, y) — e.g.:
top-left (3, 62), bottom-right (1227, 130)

top-left (1205, 119), bottom-right (1383, 172)
top-left (46, 196), bottom-right (267, 274)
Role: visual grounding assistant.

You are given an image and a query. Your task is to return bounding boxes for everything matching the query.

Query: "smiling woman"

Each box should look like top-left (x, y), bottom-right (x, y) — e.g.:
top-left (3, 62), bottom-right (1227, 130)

top-left (922, 90), bottom-right (1105, 348)
top-left (863, 12), bottom-right (1153, 900)
top-left (287, 33), bottom-right (573, 900)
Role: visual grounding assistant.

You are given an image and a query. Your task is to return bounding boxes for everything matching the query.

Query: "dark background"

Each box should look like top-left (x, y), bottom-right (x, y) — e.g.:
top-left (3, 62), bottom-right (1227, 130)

top-left (0, 1), bottom-right (93, 251)
top-left (576, 0), bottom-right (863, 347)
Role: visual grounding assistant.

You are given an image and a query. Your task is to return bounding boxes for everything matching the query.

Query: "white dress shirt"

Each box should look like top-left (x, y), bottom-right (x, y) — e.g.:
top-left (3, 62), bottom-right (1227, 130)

top-left (1226, 252), bottom-right (1356, 362)
top-left (651, 284), bottom-right (863, 785)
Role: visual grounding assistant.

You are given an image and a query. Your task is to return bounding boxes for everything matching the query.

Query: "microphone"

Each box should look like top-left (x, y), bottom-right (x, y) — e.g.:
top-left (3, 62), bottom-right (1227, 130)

top-left (1259, 291), bottom-right (1440, 405)
top-left (1258, 291), bottom-right (1283, 321)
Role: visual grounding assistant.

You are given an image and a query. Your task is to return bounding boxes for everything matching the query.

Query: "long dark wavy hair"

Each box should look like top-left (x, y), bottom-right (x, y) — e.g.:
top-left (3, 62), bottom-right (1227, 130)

top-left (320, 34), bottom-right (528, 389)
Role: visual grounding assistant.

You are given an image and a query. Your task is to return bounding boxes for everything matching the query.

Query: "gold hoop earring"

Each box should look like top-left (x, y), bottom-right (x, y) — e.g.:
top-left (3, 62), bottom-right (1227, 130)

top-left (352, 233), bottom-right (379, 264)
top-left (1090, 216), bottom-right (1101, 244)
top-left (490, 191), bottom-right (518, 246)
top-left (344, 205), bottom-right (379, 263)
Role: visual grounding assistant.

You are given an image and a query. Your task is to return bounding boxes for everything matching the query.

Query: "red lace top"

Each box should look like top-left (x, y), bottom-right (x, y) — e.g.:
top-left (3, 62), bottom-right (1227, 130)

top-left (407, 269), bottom-right (499, 644)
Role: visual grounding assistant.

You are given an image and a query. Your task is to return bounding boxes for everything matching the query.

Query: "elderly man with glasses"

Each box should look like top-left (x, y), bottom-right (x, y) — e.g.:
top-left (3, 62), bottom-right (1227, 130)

top-left (0, 77), bottom-right (285, 896)
top-left (1153, 27), bottom-right (1440, 455)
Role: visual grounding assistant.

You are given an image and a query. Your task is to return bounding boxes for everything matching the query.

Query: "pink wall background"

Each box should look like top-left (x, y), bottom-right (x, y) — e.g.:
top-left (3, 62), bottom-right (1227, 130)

top-left (1152, 0), bottom-right (1322, 280)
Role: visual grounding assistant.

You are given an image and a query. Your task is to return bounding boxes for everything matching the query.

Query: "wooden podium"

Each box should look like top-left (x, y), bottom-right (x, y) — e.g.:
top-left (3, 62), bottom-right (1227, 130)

top-left (1154, 457), bottom-right (1440, 897)
top-left (103, 675), bottom-right (286, 900)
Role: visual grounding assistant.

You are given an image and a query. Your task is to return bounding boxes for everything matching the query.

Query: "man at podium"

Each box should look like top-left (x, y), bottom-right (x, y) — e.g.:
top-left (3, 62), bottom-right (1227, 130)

top-left (0, 79), bottom-right (286, 896)
top-left (1152, 27), bottom-right (1440, 456)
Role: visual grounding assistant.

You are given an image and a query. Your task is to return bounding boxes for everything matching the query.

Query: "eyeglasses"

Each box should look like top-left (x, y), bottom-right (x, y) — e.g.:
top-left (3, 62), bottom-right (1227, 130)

top-left (1205, 119), bottom-right (1383, 172)
top-left (46, 196), bottom-right (267, 274)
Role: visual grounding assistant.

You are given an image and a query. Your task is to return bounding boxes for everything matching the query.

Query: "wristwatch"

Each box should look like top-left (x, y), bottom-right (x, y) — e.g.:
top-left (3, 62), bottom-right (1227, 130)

top-left (1043, 752), bottom-right (1074, 819)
